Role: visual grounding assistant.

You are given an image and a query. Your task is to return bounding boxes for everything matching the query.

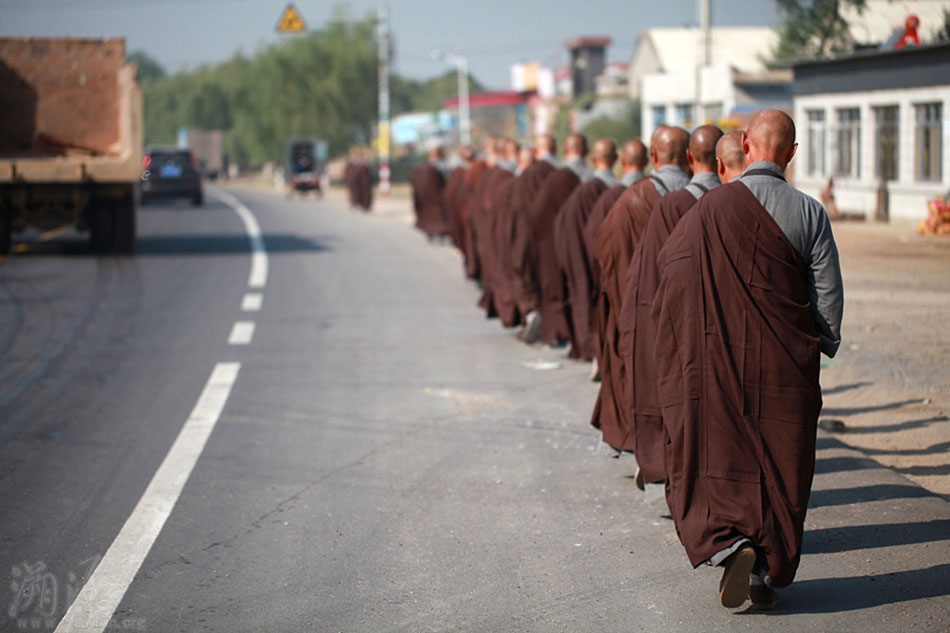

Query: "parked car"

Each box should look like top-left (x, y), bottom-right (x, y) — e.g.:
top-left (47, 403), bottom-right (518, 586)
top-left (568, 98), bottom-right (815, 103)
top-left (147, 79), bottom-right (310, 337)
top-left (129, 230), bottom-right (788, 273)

top-left (140, 148), bottom-right (203, 206)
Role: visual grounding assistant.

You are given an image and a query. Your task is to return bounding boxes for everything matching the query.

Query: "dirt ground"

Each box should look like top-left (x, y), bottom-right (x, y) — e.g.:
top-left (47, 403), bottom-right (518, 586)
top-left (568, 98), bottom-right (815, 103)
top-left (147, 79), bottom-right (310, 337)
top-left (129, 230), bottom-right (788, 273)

top-left (250, 180), bottom-right (950, 496)
top-left (818, 219), bottom-right (950, 496)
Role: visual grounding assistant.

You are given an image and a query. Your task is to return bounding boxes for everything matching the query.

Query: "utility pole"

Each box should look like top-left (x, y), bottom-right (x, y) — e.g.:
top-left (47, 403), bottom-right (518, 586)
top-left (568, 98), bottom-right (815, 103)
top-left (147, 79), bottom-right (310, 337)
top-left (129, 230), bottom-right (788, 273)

top-left (377, 5), bottom-right (391, 194)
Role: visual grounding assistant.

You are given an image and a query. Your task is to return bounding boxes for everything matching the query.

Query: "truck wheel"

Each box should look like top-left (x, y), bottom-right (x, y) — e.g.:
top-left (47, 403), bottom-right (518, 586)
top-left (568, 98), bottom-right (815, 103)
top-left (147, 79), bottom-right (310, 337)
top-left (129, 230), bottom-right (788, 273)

top-left (89, 201), bottom-right (113, 254)
top-left (192, 190), bottom-right (204, 207)
top-left (0, 208), bottom-right (11, 255)
top-left (112, 188), bottom-right (136, 254)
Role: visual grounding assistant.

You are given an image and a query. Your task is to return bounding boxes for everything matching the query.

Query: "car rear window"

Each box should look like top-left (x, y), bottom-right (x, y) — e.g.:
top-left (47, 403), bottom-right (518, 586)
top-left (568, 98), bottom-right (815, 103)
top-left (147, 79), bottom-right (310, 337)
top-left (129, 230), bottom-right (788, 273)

top-left (149, 151), bottom-right (191, 168)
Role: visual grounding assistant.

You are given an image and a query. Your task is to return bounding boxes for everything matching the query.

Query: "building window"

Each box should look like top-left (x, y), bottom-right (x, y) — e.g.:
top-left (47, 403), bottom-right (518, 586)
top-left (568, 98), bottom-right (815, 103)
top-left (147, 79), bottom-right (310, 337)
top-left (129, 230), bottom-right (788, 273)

top-left (674, 102), bottom-right (693, 128)
top-left (915, 103), bottom-right (942, 182)
top-left (834, 108), bottom-right (860, 178)
top-left (806, 109), bottom-right (826, 176)
top-left (874, 106), bottom-right (899, 182)
top-left (652, 105), bottom-right (667, 129)
top-left (704, 103), bottom-right (723, 125)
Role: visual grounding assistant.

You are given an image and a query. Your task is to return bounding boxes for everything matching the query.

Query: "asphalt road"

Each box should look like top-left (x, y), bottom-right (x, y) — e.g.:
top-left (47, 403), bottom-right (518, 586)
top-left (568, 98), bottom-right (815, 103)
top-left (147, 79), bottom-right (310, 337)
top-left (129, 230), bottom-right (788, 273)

top-left (0, 187), bottom-right (947, 632)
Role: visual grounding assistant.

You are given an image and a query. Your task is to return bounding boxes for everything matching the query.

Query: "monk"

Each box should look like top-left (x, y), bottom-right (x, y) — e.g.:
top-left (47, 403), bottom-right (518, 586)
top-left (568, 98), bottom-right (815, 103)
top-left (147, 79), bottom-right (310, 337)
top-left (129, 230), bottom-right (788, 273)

top-left (474, 138), bottom-right (518, 318)
top-left (443, 146), bottom-right (473, 252)
top-left (410, 146), bottom-right (449, 239)
top-left (519, 133), bottom-right (588, 344)
top-left (652, 110), bottom-right (843, 610)
top-left (584, 139), bottom-right (650, 290)
top-left (590, 126), bottom-right (689, 454)
top-left (459, 142), bottom-right (493, 280)
top-left (619, 125), bottom-right (724, 489)
top-left (715, 131), bottom-right (746, 183)
top-left (554, 138), bottom-right (618, 360)
top-left (347, 149), bottom-right (374, 212)
top-left (502, 135), bottom-right (559, 339)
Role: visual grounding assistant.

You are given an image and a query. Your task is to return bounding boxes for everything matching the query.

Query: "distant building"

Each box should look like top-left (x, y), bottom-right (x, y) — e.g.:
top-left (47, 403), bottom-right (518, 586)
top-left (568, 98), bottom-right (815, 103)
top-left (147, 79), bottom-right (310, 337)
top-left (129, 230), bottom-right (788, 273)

top-left (444, 91), bottom-right (531, 142)
top-left (793, 41), bottom-right (949, 222)
top-left (565, 37), bottom-right (612, 98)
top-left (631, 27), bottom-right (792, 141)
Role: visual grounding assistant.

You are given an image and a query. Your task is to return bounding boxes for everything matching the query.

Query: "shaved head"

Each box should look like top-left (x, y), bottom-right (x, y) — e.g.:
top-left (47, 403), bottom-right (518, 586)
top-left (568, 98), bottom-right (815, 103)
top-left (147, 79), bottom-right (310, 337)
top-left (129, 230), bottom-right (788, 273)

top-left (743, 109), bottom-right (798, 169)
top-left (457, 145), bottom-right (475, 163)
top-left (564, 132), bottom-right (589, 159)
top-left (650, 126), bottom-right (689, 169)
top-left (591, 138), bottom-right (618, 169)
top-left (687, 125), bottom-right (723, 172)
top-left (620, 139), bottom-right (648, 171)
top-left (517, 146), bottom-right (535, 170)
top-left (504, 138), bottom-right (520, 161)
top-left (716, 131), bottom-right (746, 182)
top-left (535, 133), bottom-right (556, 157)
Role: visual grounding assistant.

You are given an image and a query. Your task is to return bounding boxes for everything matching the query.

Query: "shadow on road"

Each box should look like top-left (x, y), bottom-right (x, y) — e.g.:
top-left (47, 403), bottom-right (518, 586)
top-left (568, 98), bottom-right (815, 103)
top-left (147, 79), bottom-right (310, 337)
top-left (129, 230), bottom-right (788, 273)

top-left (821, 399), bottom-right (926, 417)
top-left (771, 564), bottom-right (950, 614)
top-left (808, 484), bottom-right (939, 509)
top-left (813, 455), bottom-right (880, 475)
top-left (821, 381), bottom-right (873, 396)
top-left (9, 234), bottom-right (333, 257)
top-left (831, 415), bottom-right (949, 435)
top-left (804, 519), bottom-right (950, 554)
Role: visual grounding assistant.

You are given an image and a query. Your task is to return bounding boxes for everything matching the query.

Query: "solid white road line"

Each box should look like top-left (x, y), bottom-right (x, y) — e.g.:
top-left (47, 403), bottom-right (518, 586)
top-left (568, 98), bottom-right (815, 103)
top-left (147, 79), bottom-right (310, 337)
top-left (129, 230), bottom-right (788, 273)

top-left (228, 321), bottom-right (256, 345)
top-left (241, 292), bottom-right (263, 312)
top-left (208, 187), bottom-right (269, 289)
top-left (54, 362), bottom-right (241, 633)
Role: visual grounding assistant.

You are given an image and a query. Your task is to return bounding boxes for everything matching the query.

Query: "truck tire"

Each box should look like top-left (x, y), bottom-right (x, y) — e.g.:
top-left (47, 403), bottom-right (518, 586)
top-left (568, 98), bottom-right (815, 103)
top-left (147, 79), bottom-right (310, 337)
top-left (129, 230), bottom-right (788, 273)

top-left (89, 187), bottom-right (136, 254)
top-left (0, 208), bottom-right (11, 255)
top-left (112, 187), bottom-right (136, 254)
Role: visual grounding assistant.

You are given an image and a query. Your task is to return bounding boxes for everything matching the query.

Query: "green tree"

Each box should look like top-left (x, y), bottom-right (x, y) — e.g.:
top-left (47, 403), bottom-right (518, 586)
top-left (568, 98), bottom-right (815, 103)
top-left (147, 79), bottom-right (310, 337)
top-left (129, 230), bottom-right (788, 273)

top-left (580, 103), bottom-right (641, 147)
top-left (128, 50), bottom-right (166, 84)
top-left (769, 0), bottom-right (867, 65)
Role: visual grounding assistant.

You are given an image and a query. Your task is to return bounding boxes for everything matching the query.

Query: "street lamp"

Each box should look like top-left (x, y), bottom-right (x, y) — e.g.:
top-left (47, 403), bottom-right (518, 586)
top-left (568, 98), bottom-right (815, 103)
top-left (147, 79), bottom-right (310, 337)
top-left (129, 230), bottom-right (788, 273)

top-left (431, 49), bottom-right (471, 146)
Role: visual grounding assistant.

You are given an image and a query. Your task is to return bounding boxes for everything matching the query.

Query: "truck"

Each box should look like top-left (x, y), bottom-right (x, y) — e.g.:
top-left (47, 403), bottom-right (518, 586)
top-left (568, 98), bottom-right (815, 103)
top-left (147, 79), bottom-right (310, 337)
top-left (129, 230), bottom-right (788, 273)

top-left (0, 38), bottom-right (142, 254)
top-left (184, 128), bottom-right (226, 180)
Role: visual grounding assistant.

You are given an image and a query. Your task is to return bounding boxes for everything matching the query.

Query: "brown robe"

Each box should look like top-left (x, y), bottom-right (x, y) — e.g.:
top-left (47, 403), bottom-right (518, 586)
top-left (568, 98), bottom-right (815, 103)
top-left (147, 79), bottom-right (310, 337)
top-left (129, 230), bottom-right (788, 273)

top-left (554, 178), bottom-right (609, 359)
top-left (620, 188), bottom-right (700, 483)
top-left (524, 167), bottom-right (580, 344)
top-left (460, 160), bottom-right (491, 280)
top-left (590, 178), bottom-right (662, 449)
top-left (653, 183), bottom-right (822, 587)
top-left (343, 163), bottom-right (357, 206)
top-left (443, 167), bottom-right (467, 252)
top-left (349, 163), bottom-right (373, 211)
top-left (584, 185), bottom-right (625, 292)
top-left (504, 161), bottom-right (556, 318)
top-left (473, 167), bottom-right (514, 317)
top-left (489, 174), bottom-right (521, 326)
top-left (410, 163), bottom-right (448, 237)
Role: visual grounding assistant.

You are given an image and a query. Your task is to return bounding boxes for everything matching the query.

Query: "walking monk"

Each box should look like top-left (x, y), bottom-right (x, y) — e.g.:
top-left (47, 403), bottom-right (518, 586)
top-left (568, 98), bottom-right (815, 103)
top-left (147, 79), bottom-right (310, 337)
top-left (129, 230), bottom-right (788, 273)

top-left (555, 139), bottom-right (618, 360)
top-left (410, 146), bottom-right (449, 239)
top-left (619, 125), bottom-right (723, 488)
top-left (590, 127), bottom-right (689, 453)
top-left (502, 135), bottom-right (559, 339)
top-left (652, 110), bottom-right (843, 610)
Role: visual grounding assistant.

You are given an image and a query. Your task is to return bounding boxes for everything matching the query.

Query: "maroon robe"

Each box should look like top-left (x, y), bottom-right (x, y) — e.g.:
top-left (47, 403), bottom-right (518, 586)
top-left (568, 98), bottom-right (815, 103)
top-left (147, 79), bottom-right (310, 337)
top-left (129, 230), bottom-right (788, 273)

top-left (584, 185), bottom-right (625, 291)
top-left (460, 160), bottom-right (491, 280)
top-left (473, 167), bottom-right (514, 317)
top-left (554, 178), bottom-right (609, 359)
top-left (489, 174), bottom-right (520, 326)
top-left (343, 163), bottom-right (357, 206)
top-left (525, 167), bottom-right (580, 344)
top-left (505, 161), bottom-right (556, 319)
top-left (410, 163), bottom-right (448, 237)
top-left (590, 178), bottom-right (661, 449)
top-left (653, 182), bottom-right (822, 587)
top-left (443, 167), bottom-right (467, 252)
top-left (350, 163), bottom-right (373, 211)
top-left (620, 188), bottom-right (700, 483)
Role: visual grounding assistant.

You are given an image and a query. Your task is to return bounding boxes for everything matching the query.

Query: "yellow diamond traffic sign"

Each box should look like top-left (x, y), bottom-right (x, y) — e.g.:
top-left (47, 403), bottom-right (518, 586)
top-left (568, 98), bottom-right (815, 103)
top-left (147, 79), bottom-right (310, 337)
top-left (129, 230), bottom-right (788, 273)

top-left (276, 3), bottom-right (306, 33)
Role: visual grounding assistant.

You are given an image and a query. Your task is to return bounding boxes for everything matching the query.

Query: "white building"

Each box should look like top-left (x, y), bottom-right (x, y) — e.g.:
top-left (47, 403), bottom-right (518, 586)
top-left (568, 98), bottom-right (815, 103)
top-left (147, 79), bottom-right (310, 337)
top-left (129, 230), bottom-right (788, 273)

top-left (630, 27), bottom-right (792, 141)
top-left (793, 41), bottom-right (949, 222)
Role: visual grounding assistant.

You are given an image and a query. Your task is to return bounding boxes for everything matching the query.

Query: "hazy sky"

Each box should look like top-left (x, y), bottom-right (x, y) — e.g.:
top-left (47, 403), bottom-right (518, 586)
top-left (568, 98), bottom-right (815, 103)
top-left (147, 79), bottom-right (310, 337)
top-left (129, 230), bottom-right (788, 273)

top-left (0, 0), bottom-right (782, 88)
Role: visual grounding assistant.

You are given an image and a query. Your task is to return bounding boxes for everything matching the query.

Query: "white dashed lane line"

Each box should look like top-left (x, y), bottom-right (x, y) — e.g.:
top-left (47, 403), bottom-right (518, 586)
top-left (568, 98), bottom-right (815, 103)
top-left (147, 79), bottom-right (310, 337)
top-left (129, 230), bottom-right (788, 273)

top-left (228, 321), bottom-right (256, 345)
top-left (242, 292), bottom-right (263, 312)
top-left (54, 189), bottom-right (269, 632)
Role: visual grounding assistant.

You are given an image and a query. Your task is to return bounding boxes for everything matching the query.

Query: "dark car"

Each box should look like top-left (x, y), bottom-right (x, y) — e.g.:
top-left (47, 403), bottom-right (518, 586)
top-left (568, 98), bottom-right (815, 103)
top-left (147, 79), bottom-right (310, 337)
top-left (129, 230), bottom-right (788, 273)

top-left (140, 148), bottom-right (203, 206)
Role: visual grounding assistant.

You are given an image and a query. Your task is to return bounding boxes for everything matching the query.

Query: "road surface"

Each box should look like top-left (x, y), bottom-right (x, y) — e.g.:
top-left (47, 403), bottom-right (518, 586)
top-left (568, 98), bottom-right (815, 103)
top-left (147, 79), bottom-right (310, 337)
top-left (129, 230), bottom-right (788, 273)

top-left (0, 187), bottom-right (947, 632)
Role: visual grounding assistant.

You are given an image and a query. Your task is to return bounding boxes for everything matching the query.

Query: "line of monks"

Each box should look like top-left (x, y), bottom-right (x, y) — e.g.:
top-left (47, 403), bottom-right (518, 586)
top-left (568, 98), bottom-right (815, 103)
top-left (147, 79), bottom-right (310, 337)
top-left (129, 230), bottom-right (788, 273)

top-left (410, 110), bottom-right (844, 612)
